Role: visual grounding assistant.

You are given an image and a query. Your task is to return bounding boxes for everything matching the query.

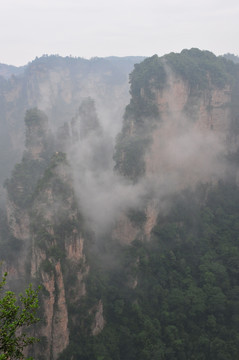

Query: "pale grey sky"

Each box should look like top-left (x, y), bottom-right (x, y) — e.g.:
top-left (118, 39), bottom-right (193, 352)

top-left (0, 0), bottom-right (238, 66)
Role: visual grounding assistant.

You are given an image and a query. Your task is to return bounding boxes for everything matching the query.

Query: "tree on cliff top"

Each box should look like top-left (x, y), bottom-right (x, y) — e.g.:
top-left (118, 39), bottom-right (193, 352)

top-left (0, 272), bottom-right (40, 360)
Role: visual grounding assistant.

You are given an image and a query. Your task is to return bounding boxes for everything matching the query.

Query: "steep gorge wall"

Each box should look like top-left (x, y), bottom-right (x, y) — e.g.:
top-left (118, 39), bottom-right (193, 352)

top-left (114, 49), bottom-right (239, 241)
top-left (2, 49), bottom-right (239, 359)
top-left (4, 154), bottom-right (90, 360)
top-left (0, 55), bottom-right (143, 183)
top-left (146, 71), bottom-right (232, 177)
top-left (1, 109), bottom-right (93, 359)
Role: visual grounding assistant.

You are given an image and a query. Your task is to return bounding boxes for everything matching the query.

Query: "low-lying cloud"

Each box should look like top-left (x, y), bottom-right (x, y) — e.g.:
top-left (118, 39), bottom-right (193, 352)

top-left (67, 99), bottom-right (230, 235)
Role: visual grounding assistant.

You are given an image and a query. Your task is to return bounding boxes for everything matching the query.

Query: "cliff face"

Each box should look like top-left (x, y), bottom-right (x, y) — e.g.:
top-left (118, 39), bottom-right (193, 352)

top-left (145, 73), bottom-right (232, 178)
top-left (114, 49), bottom-right (239, 241)
top-left (5, 152), bottom-right (89, 360)
top-left (2, 49), bottom-right (239, 359)
top-left (2, 107), bottom-right (92, 359)
top-left (29, 156), bottom-right (86, 360)
top-left (0, 55), bottom-right (144, 184)
top-left (144, 75), bottom-right (233, 235)
top-left (154, 70), bottom-right (231, 134)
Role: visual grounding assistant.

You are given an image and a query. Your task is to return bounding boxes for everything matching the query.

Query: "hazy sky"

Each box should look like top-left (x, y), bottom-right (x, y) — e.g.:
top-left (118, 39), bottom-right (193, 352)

top-left (0, 0), bottom-right (238, 66)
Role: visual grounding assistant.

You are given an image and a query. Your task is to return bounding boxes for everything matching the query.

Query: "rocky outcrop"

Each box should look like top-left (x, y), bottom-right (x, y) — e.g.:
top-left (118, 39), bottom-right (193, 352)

top-left (112, 213), bottom-right (140, 244)
top-left (4, 145), bottom-right (89, 359)
top-left (0, 55), bottom-right (144, 184)
top-left (28, 155), bottom-right (88, 359)
top-left (91, 300), bottom-right (105, 336)
top-left (154, 68), bottom-right (232, 140)
top-left (6, 200), bottom-right (30, 241)
top-left (39, 262), bottom-right (69, 360)
top-left (144, 200), bottom-right (159, 240)
top-left (114, 49), bottom-right (239, 244)
top-left (145, 74), bottom-right (231, 180)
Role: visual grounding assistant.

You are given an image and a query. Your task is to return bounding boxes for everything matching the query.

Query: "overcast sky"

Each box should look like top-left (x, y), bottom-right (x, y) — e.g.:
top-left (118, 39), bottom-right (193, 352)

top-left (0, 0), bottom-right (238, 66)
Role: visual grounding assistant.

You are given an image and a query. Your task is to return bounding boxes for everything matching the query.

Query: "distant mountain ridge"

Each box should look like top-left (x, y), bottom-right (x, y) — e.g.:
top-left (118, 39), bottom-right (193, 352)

top-left (0, 63), bottom-right (26, 79)
top-left (223, 53), bottom-right (239, 64)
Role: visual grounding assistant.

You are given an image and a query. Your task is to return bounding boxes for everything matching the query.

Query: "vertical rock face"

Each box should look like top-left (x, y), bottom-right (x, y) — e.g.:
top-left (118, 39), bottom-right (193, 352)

top-left (71, 97), bottom-right (102, 143)
top-left (154, 74), bottom-right (232, 142)
top-left (6, 152), bottom-right (89, 360)
top-left (6, 200), bottom-right (30, 241)
top-left (4, 108), bottom-right (51, 281)
top-left (28, 154), bottom-right (88, 360)
top-left (143, 76), bottom-right (233, 235)
top-left (24, 108), bottom-right (50, 160)
top-left (145, 78), bottom-right (232, 180)
top-left (91, 300), bottom-right (105, 336)
top-left (144, 200), bottom-right (159, 239)
top-left (2, 49), bottom-right (239, 359)
top-left (40, 261), bottom-right (69, 359)
top-left (112, 213), bottom-right (140, 244)
top-left (114, 49), bottom-right (239, 243)
top-left (155, 69), bottom-right (189, 115)
top-left (3, 108), bottom-right (90, 359)
top-left (0, 55), bottom-right (144, 183)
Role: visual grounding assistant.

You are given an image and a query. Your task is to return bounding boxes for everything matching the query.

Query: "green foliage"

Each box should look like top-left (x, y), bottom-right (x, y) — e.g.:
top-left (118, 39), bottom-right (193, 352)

top-left (127, 209), bottom-right (147, 227)
top-left (34, 227), bottom-right (54, 251)
top-left (24, 108), bottom-right (48, 149)
top-left (4, 158), bottom-right (47, 208)
top-left (0, 273), bottom-right (40, 359)
top-left (114, 134), bottom-right (150, 180)
top-left (0, 209), bottom-right (24, 261)
top-left (62, 181), bottom-right (239, 359)
top-left (40, 260), bottom-right (55, 274)
top-left (165, 48), bottom-right (238, 90)
top-left (4, 108), bottom-right (55, 208)
top-left (223, 53), bottom-right (239, 64)
top-left (24, 108), bottom-right (47, 127)
top-left (114, 49), bottom-right (239, 181)
top-left (34, 152), bottom-right (69, 197)
top-left (124, 97), bottom-right (159, 121)
top-left (129, 54), bottom-right (166, 98)
top-left (122, 55), bottom-right (164, 123)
